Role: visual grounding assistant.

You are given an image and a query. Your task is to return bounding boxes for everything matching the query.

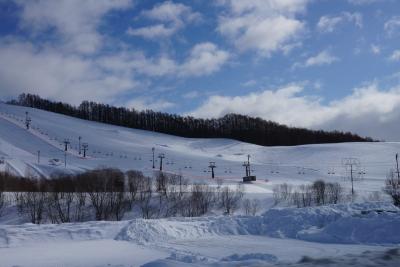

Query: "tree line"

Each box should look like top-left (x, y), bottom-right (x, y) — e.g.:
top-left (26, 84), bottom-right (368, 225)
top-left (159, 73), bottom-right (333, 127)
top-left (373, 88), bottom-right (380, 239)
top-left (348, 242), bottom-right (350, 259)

top-left (7, 93), bottom-right (374, 146)
top-left (0, 169), bottom-right (245, 224)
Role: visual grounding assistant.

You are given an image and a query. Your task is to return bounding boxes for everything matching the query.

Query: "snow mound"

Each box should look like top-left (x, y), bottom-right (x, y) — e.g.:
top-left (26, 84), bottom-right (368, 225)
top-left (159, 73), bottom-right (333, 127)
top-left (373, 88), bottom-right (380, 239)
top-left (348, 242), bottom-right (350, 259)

top-left (221, 253), bottom-right (277, 263)
top-left (262, 202), bottom-right (400, 244)
top-left (116, 216), bottom-right (262, 244)
top-left (0, 221), bottom-right (128, 248)
top-left (118, 202), bottom-right (400, 246)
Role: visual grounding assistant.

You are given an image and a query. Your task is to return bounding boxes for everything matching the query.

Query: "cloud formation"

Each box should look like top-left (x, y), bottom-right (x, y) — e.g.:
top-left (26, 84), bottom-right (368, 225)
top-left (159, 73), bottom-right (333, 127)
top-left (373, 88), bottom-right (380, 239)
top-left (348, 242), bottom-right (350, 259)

top-left (293, 50), bottom-right (339, 68)
top-left (317, 12), bottom-right (363, 33)
top-left (217, 0), bottom-right (308, 56)
top-left (384, 16), bottom-right (400, 37)
top-left (189, 83), bottom-right (400, 140)
top-left (15, 0), bottom-right (132, 54)
top-left (389, 50), bottom-right (400, 61)
top-left (127, 1), bottom-right (201, 39)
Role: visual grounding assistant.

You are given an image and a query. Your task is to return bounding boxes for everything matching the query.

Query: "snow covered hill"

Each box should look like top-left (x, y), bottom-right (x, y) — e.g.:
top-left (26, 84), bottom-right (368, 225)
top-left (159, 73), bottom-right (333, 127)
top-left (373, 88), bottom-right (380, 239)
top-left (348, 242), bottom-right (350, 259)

top-left (0, 102), bottom-right (398, 195)
top-left (1, 103), bottom-right (400, 267)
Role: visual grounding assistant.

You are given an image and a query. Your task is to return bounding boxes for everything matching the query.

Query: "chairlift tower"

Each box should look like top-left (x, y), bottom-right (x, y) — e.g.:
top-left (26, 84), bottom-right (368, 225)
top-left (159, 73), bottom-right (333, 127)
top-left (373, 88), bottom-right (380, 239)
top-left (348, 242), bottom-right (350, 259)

top-left (78, 136), bottom-right (82, 155)
top-left (342, 157), bottom-right (363, 197)
top-left (152, 147), bottom-right (155, 169)
top-left (82, 143), bottom-right (88, 158)
top-left (158, 153), bottom-right (165, 171)
top-left (25, 111), bottom-right (31, 130)
top-left (63, 139), bottom-right (70, 152)
top-left (209, 161), bottom-right (216, 179)
top-left (243, 155), bottom-right (256, 182)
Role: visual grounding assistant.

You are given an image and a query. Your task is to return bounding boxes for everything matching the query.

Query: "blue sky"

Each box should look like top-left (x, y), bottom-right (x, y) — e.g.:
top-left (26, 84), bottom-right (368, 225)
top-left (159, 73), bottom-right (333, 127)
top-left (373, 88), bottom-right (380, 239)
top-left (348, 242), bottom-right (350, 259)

top-left (1, 0), bottom-right (400, 140)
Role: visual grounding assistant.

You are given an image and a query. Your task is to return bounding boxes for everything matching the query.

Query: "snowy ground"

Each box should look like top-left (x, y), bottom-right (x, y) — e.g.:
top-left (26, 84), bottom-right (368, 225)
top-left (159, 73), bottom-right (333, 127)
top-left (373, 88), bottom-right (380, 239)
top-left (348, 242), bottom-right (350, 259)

top-left (0, 202), bottom-right (399, 267)
top-left (1, 103), bottom-right (400, 266)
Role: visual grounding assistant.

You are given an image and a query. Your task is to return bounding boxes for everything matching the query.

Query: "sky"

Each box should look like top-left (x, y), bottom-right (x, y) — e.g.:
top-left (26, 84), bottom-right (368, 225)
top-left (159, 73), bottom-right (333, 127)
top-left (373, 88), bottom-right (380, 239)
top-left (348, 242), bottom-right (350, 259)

top-left (0, 0), bottom-right (400, 140)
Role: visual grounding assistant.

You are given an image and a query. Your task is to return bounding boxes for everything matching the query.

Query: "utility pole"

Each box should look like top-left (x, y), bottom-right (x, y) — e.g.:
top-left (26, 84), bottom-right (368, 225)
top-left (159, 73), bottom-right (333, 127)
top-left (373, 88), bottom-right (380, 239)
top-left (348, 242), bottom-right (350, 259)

top-left (63, 139), bottom-right (70, 152)
top-left (152, 147), bottom-right (155, 169)
top-left (82, 143), bottom-right (88, 158)
top-left (37, 150), bottom-right (40, 164)
top-left (209, 161), bottom-right (216, 179)
top-left (25, 111), bottom-right (31, 130)
top-left (64, 151), bottom-right (67, 168)
top-left (78, 136), bottom-right (82, 155)
top-left (158, 153), bottom-right (165, 171)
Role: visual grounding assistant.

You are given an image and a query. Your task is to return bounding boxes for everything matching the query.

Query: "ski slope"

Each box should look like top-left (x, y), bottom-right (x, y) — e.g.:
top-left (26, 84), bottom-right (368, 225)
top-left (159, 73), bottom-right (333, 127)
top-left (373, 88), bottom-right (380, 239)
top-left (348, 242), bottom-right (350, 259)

top-left (0, 102), bottom-right (398, 194)
top-left (1, 103), bottom-right (400, 267)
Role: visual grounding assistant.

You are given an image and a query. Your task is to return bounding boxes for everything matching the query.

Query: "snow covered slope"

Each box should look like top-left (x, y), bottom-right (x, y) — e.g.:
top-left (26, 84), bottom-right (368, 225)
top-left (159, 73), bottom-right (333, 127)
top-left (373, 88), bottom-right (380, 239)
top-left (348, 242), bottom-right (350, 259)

top-left (0, 102), bottom-right (398, 194)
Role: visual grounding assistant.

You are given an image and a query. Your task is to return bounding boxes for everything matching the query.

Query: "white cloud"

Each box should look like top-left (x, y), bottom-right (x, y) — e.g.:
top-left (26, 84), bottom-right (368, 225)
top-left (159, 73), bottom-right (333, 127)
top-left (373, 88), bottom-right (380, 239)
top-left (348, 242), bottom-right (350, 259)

top-left (317, 12), bottom-right (362, 33)
top-left (128, 1), bottom-right (201, 39)
top-left (15, 0), bottom-right (132, 54)
top-left (384, 16), bottom-right (400, 37)
top-left (0, 39), bottom-right (229, 105)
top-left (179, 42), bottom-right (230, 77)
top-left (117, 42), bottom-right (229, 77)
top-left (242, 80), bottom-right (257, 87)
top-left (317, 16), bottom-right (343, 33)
top-left (371, 44), bottom-right (381, 54)
top-left (0, 40), bottom-right (139, 105)
top-left (189, 83), bottom-right (400, 140)
top-left (348, 0), bottom-right (383, 5)
top-left (293, 50), bottom-right (339, 68)
top-left (182, 91), bottom-right (200, 99)
top-left (217, 0), bottom-right (308, 56)
top-left (389, 50), bottom-right (400, 61)
top-left (127, 24), bottom-right (176, 39)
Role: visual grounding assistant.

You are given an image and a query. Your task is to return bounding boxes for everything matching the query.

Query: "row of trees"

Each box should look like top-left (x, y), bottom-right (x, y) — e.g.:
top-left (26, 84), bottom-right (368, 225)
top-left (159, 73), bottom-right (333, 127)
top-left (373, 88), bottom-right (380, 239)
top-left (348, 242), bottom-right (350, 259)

top-left (273, 180), bottom-right (347, 208)
top-left (8, 93), bottom-right (373, 146)
top-left (0, 170), bottom-right (245, 224)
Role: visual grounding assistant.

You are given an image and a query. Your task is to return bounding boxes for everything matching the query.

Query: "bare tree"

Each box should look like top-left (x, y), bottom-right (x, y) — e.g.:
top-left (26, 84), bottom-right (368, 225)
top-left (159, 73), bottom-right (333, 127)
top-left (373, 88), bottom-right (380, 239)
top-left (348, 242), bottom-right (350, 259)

top-left (250, 199), bottom-right (260, 215)
top-left (312, 180), bottom-right (326, 206)
top-left (0, 177), bottom-right (7, 217)
top-left (325, 182), bottom-right (343, 204)
top-left (138, 176), bottom-right (156, 219)
top-left (272, 183), bottom-right (293, 204)
top-left (74, 191), bottom-right (86, 222)
top-left (126, 170), bottom-right (143, 207)
top-left (291, 184), bottom-right (313, 208)
top-left (384, 169), bottom-right (400, 207)
top-left (243, 199), bottom-right (252, 215)
top-left (220, 184), bottom-right (244, 215)
top-left (108, 191), bottom-right (130, 221)
top-left (164, 174), bottom-right (188, 217)
top-left (0, 191), bottom-right (6, 217)
top-left (23, 191), bottom-right (46, 224)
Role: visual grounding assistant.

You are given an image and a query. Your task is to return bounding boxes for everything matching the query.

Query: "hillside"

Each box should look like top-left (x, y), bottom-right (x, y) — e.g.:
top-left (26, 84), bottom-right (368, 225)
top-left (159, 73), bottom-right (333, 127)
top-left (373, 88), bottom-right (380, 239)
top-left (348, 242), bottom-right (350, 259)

top-left (7, 94), bottom-right (373, 147)
top-left (0, 102), bottom-right (396, 195)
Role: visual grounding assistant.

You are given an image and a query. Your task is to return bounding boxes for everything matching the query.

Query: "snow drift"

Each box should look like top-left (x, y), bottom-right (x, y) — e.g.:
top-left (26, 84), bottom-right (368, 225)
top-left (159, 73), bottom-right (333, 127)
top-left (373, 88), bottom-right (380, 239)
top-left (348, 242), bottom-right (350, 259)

top-left (116, 202), bottom-right (400, 246)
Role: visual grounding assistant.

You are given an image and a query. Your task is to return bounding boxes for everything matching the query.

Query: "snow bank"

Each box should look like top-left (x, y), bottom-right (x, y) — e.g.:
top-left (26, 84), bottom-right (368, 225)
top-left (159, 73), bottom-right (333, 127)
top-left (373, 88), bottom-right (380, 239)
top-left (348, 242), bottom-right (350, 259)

top-left (143, 248), bottom-right (400, 267)
top-left (116, 216), bottom-right (262, 244)
top-left (262, 202), bottom-right (400, 244)
top-left (0, 221), bottom-right (128, 248)
top-left (117, 202), bottom-right (400, 246)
